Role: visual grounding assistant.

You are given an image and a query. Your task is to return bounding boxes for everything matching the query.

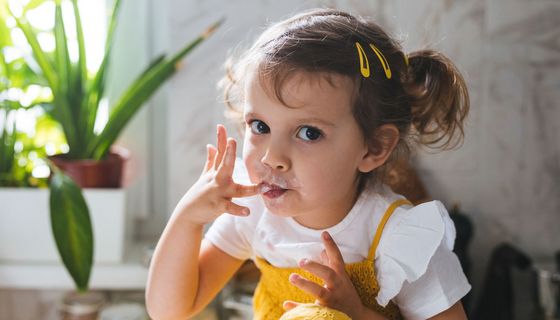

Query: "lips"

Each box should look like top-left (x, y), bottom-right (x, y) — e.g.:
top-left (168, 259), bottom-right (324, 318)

top-left (258, 182), bottom-right (288, 199)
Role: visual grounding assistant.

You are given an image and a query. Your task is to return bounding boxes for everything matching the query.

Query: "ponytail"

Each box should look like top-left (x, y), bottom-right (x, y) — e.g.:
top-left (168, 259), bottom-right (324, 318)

top-left (403, 50), bottom-right (470, 150)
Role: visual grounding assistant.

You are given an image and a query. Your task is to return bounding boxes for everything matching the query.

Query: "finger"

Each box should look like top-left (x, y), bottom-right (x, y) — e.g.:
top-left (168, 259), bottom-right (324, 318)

top-left (289, 273), bottom-right (330, 302)
top-left (322, 231), bottom-right (345, 272)
top-left (203, 144), bottom-right (217, 172)
top-left (217, 138), bottom-right (236, 178)
top-left (224, 200), bottom-right (250, 216)
top-left (229, 182), bottom-right (260, 198)
top-left (282, 300), bottom-right (301, 311)
top-left (299, 258), bottom-right (339, 289)
top-left (320, 249), bottom-right (329, 265)
top-left (213, 124), bottom-right (228, 170)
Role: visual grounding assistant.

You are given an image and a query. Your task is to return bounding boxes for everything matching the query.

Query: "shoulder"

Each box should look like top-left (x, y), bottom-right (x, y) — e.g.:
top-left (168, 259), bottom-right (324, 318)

top-left (374, 200), bottom-right (460, 306)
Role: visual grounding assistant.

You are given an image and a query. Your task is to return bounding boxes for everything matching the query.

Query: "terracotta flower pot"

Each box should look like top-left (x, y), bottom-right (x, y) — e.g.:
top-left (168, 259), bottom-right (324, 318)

top-left (49, 147), bottom-right (129, 188)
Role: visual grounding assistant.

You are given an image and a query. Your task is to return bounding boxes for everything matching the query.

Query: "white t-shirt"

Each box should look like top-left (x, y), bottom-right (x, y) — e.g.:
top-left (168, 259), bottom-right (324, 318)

top-left (205, 161), bottom-right (471, 319)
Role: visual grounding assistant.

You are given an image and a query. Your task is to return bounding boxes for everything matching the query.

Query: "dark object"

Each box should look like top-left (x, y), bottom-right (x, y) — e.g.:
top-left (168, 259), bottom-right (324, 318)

top-left (449, 204), bottom-right (474, 311)
top-left (473, 243), bottom-right (533, 320)
top-left (555, 251), bottom-right (560, 274)
top-left (554, 250), bottom-right (560, 318)
top-left (449, 204), bottom-right (474, 277)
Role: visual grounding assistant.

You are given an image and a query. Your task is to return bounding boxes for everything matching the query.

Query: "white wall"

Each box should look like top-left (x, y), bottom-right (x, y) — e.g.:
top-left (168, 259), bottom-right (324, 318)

top-left (107, 0), bottom-right (171, 240)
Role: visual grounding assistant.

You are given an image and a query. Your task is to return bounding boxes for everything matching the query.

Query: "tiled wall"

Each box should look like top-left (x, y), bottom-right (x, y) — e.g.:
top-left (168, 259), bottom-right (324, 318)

top-left (166, 0), bottom-right (560, 307)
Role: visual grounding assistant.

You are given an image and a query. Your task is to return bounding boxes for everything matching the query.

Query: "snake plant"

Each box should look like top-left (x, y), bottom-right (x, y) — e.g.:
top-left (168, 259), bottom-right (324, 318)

top-left (7, 0), bottom-right (221, 291)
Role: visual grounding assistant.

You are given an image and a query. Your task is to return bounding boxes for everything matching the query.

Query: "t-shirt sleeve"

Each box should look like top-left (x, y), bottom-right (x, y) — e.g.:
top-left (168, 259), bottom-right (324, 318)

top-left (373, 200), bottom-right (471, 318)
top-left (204, 209), bottom-right (254, 260)
top-left (394, 243), bottom-right (471, 319)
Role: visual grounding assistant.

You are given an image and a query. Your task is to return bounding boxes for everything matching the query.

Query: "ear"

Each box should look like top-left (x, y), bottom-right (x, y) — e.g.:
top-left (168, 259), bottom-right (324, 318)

top-left (358, 124), bottom-right (400, 173)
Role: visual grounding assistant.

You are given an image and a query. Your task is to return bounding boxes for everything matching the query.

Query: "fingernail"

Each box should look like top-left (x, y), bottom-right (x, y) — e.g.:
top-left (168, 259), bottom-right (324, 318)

top-left (322, 231), bottom-right (330, 240)
top-left (299, 258), bottom-right (308, 267)
top-left (289, 273), bottom-right (299, 283)
top-left (242, 208), bottom-right (250, 216)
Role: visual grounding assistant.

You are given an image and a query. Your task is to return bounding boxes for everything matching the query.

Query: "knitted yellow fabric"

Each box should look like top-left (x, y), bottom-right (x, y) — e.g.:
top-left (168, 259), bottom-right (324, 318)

top-left (279, 303), bottom-right (351, 320)
top-left (252, 199), bottom-right (411, 320)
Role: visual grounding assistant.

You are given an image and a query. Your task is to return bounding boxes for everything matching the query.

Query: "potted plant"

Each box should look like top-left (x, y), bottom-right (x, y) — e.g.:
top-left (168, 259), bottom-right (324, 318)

top-left (1, 1), bottom-right (75, 268)
top-left (5, 0), bottom-right (221, 291)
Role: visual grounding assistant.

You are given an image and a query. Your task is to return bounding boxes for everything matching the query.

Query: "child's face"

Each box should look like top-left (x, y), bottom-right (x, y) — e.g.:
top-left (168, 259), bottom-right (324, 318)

top-left (242, 70), bottom-right (372, 228)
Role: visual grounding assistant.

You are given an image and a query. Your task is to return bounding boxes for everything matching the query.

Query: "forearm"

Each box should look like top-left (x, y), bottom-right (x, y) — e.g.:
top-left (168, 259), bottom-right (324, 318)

top-left (146, 208), bottom-right (204, 319)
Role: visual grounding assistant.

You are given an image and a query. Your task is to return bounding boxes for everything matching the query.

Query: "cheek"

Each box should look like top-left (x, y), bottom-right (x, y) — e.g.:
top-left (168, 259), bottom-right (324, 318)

top-left (242, 138), bottom-right (261, 183)
top-left (300, 155), bottom-right (359, 189)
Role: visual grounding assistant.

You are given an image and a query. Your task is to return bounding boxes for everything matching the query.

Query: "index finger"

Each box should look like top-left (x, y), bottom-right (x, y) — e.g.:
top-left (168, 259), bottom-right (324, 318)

top-left (321, 232), bottom-right (345, 272)
top-left (231, 182), bottom-right (260, 198)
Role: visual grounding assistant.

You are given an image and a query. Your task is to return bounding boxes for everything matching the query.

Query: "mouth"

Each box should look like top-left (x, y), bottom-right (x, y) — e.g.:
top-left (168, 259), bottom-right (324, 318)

top-left (258, 182), bottom-right (288, 199)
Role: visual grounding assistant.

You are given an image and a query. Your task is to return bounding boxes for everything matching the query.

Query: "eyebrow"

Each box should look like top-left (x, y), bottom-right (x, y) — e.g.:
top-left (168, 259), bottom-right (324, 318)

top-left (244, 112), bottom-right (337, 127)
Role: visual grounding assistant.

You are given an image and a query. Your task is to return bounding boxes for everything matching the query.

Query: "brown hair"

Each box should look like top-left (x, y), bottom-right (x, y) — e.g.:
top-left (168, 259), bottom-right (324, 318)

top-left (220, 8), bottom-right (469, 188)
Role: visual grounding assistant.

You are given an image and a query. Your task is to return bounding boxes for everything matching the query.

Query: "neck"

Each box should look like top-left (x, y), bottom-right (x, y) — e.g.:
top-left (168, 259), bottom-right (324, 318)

top-left (293, 185), bottom-right (361, 230)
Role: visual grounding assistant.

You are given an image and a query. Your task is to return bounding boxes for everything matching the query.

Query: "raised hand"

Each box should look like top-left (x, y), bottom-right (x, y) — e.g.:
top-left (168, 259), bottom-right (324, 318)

top-left (174, 124), bottom-right (259, 227)
top-left (283, 231), bottom-right (367, 319)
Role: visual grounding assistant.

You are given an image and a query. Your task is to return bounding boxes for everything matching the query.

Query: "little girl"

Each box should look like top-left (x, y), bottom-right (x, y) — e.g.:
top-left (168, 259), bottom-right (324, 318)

top-left (146, 8), bottom-right (471, 320)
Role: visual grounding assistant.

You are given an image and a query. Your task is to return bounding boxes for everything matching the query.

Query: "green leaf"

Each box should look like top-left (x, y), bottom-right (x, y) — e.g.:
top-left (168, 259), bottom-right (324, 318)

top-left (105, 0), bottom-right (122, 53)
top-left (53, 2), bottom-right (79, 147)
top-left (23, 0), bottom-right (47, 12)
top-left (0, 117), bottom-right (16, 175)
top-left (87, 19), bottom-right (223, 159)
top-left (8, 57), bottom-right (46, 87)
top-left (12, 11), bottom-right (80, 154)
top-left (0, 0), bottom-right (9, 21)
top-left (49, 169), bottom-right (93, 291)
top-left (54, 3), bottom-right (70, 92)
top-left (0, 14), bottom-right (12, 47)
top-left (12, 15), bottom-right (58, 90)
top-left (80, 0), bottom-right (121, 152)
top-left (71, 0), bottom-right (86, 86)
top-left (71, 0), bottom-right (89, 145)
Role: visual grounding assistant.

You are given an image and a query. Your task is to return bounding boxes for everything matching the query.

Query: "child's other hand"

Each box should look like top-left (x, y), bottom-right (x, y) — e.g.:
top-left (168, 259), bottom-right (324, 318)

top-left (284, 231), bottom-right (368, 319)
top-left (174, 124), bottom-right (259, 227)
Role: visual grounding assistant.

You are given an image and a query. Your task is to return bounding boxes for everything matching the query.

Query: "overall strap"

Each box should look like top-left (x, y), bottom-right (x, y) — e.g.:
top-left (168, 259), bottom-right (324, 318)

top-left (367, 199), bottom-right (413, 261)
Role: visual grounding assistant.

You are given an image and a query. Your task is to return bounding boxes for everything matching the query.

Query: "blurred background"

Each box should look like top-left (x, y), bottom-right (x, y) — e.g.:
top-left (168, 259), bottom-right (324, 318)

top-left (0, 0), bottom-right (559, 319)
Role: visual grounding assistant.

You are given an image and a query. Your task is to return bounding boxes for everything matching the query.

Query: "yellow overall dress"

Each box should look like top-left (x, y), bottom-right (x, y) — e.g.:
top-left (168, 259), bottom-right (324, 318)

top-left (252, 199), bottom-right (412, 320)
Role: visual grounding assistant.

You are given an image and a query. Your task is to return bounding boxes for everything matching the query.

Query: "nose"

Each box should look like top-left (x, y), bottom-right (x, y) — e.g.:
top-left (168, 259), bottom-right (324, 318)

top-left (261, 138), bottom-right (291, 172)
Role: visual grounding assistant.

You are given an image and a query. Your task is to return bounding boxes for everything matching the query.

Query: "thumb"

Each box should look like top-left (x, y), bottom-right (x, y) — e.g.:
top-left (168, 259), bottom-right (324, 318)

top-left (283, 300), bottom-right (302, 311)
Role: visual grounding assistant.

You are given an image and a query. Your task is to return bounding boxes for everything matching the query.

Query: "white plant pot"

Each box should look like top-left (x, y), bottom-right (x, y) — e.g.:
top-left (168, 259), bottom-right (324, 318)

top-left (0, 188), bottom-right (126, 264)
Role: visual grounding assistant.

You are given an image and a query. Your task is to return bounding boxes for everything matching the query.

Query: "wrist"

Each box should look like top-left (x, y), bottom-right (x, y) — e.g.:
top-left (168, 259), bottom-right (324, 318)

top-left (173, 192), bottom-right (219, 225)
top-left (356, 304), bottom-right (387, 320)
top-left (170, 204), bottom-right (207, 230)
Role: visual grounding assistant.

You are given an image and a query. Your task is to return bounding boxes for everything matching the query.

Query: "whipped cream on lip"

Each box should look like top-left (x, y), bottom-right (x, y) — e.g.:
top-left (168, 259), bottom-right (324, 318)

top-left (258, 181), bottom-right (289, 199)
top-left (250, 165), bottom-right (301, 199)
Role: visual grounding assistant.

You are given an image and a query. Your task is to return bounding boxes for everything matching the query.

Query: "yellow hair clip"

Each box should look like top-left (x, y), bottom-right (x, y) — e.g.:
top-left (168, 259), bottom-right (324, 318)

top-left (354, 42), bottom-right (392, 79)
top-left (369, 43), bottom-right (392, 79)
top-left (355, 42), bottom-right (370, 78)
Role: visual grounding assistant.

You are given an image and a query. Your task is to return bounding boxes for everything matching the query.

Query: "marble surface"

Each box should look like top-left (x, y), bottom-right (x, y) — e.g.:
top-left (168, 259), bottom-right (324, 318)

top-left (165, 0), bottom-right (560, 308)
